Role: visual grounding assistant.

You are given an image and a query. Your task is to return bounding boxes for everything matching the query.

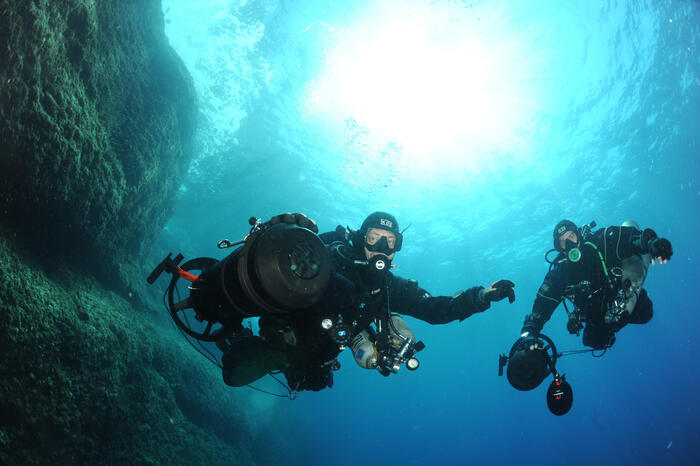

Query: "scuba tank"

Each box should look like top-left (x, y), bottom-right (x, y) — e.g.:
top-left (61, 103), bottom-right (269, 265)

top-left (604, 220), bottom-right (651, 324)
top-left (147, 217), bottom-right (332, 342)
top-left (350, 330), bottom-right (379, 369)
top-left (386, 314), bottom-right (416, 348)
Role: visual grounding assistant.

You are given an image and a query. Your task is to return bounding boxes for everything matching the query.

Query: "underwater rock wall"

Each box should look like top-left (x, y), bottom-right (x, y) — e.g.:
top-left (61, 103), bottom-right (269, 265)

top-left (0, 1), bottom-right (263, 464)
top-left (0, 235), bottom-right (256, 465)
top-left (0, 0), bottom-right (195, 283)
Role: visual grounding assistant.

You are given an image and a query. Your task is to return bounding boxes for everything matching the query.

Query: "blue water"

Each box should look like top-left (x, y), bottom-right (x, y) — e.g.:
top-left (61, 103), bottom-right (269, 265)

top-left (160, 1), bottom-right (699, 465)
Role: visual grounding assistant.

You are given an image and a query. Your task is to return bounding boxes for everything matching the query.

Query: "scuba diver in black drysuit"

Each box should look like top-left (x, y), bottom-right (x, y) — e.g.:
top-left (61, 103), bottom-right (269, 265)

top-left (148, 212), bottom-right (370, 392)
top-left (214, 213), bottom-right (378, 392)
top-left (497, 219), bottom-right (673, 415)
top-left (520, 219), bottom-right (673, 349)
top-left (321, 212), bottom-right (514, 325)
top-left (148, 211), bottom-right (517, 393)
top-left (225, 211), bottom-right (518, 391)
top-left (226, 211), bottom-right (519, 390)
top-left (319, 212), bottom-right (517, 367)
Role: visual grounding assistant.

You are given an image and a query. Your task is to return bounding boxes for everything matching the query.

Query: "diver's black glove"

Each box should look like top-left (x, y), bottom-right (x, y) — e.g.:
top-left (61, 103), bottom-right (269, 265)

top-left (285, 365), bottom-right (333, 392)
top-left (268, 212), bottom-right (318, 233)
top-left (483, 279), bottom-right (516, 304)
top-left (648, 238), bottom-right (673, 261)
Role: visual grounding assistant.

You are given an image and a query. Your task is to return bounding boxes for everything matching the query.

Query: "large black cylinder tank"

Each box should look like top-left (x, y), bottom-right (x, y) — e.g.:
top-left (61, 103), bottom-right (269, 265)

top-left (237, 222), bottom-right (331, 313)
top-left (191, 222), bottom-right (331, 321)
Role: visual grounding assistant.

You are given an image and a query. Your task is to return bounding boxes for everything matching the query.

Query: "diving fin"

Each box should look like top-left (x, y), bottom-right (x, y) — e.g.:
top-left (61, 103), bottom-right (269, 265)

top-left (146, 253), bottom-right (184, 284)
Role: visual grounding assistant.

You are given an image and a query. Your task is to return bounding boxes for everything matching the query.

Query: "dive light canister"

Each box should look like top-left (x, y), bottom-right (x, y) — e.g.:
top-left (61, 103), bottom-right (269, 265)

top-left (350, 330), bottom-right (378, 369)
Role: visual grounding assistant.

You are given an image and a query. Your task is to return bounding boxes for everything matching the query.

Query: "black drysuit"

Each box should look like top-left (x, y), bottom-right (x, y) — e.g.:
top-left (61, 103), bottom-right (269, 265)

top-left (320, 228), bottom-right (491, 325)
top-left (221, 272), bottom-right (374, 390)
top-left (522, 226), bottom-right (656, 349)
top-left (222, 227), bottom-right (491, 391)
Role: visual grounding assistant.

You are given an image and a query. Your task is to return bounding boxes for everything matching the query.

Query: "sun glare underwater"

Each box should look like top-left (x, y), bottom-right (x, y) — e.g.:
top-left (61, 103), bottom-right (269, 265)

top-left (156, 1), bottom-right (700, 465)
top-left (303, 2), bottom-right (535, 171)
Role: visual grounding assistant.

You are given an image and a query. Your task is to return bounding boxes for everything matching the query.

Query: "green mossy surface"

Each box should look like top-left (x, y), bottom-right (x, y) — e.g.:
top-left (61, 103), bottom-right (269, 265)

top-left (0, 1), bottom-right (266, 464)
top-left (0, 0), bottom-right (196, 287)
top-left (0, 234), bottom-right (257, 465)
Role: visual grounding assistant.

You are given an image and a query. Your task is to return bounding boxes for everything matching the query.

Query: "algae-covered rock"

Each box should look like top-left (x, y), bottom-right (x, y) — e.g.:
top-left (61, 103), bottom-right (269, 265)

top-left (0, 1), bottom-right (266, 464)
top-left (0, 235), bottom-right (257, 465)
top-left (0, 0), bottom-right (196, 282)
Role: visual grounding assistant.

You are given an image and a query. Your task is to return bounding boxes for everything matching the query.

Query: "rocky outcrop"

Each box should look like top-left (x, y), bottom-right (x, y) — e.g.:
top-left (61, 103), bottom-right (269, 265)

top-left (0, 0), bottom-right (195, 282)
top-left (0, 1), bottom-right (262, 464)
top-left (0, 235), bottom-right (257, 465)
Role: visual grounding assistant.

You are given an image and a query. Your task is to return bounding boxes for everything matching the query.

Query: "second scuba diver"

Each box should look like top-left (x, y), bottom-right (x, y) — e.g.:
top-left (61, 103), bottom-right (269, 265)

top-left (520, 219), bottom-right (673, 349)
top-left (221, 211), bottom-right (518, 392)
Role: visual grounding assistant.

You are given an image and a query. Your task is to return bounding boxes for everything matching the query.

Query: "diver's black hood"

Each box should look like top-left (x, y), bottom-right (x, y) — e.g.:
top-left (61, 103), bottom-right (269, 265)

top-left (351, 211), bottom-right (403, 255)
top-left (360, 212), bottom-right (400, 237)
top-left (553, 219), bottom-right (578, 251)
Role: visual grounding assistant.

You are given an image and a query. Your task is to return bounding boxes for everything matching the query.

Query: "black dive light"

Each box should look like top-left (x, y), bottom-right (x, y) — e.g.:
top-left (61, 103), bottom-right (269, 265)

top-left (147, 220), bottom-right (331, 342)
top-left (498, 334), bottom-right (573, 416)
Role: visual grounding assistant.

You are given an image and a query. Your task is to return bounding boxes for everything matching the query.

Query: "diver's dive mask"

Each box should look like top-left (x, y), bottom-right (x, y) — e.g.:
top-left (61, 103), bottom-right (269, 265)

top-left (364, 235), bottom-right (397, 255)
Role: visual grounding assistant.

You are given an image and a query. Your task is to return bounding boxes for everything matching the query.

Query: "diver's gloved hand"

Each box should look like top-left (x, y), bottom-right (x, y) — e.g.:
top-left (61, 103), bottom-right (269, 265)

top-left (648, 237), bottom-right (673, 263)
top-left (285, 365), bottom-right (333, 392)
top-left (483, 279), bottom-right (516, 304)
top-left (268, 212), bottom-right (318, 233)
